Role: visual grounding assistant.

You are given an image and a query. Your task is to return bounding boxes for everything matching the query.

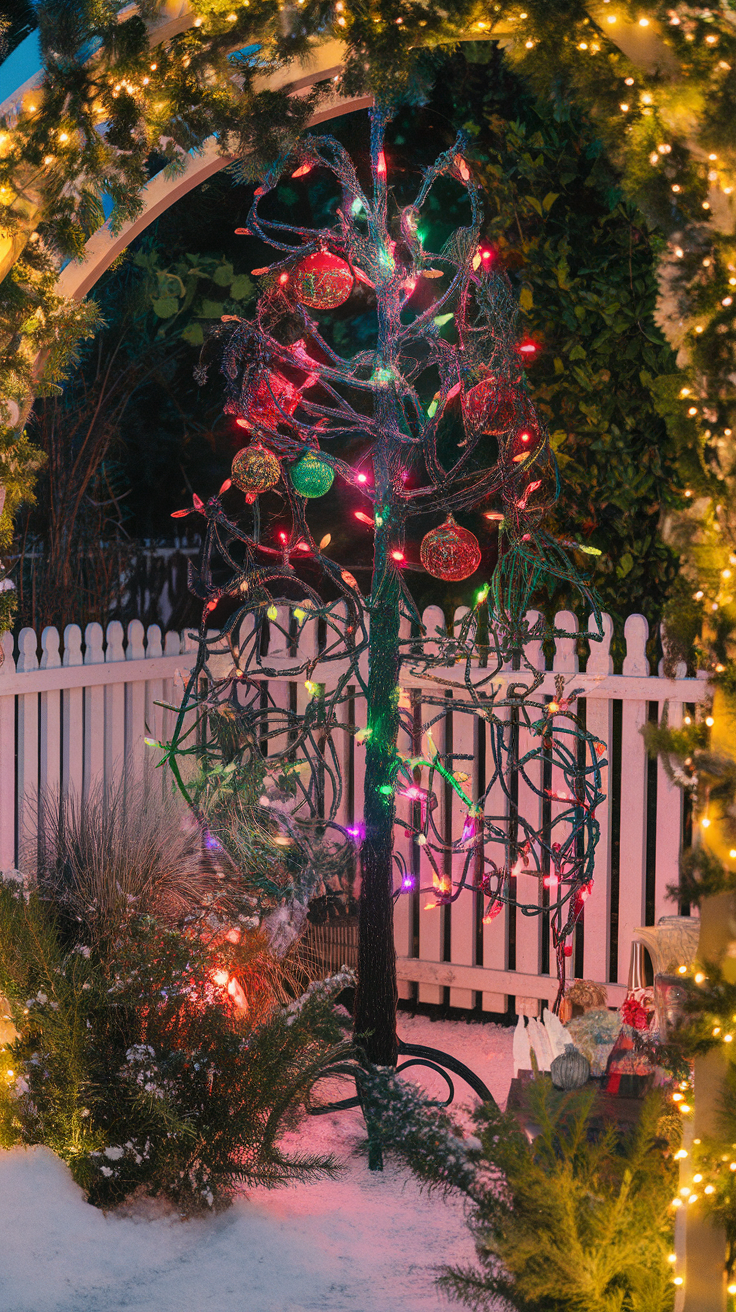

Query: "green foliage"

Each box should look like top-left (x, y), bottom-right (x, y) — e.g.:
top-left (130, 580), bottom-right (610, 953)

top-left (0, 874), bottom-right (351, 1211)
top-left (367, 1069), bottom-right (678, 1312)
top-left (424, 58), bottom-right (683, 630)
top-left (131, 247), bottom-right (255, 344)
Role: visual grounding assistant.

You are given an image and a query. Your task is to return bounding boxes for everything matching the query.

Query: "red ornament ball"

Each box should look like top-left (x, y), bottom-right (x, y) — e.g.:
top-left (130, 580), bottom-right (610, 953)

top-left (231, 445), bottom-right (281, 496)
top-left (292, 252), bottom-right (354, 310)
top-left (420, 517), bottom-right (481, 582)
top-left (248, 373), bottom-right (300, 430)
top-left (464, 378), bottom-right (520, 435)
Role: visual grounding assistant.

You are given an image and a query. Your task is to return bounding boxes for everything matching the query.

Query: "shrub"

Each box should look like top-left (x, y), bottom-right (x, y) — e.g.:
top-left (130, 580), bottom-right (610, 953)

top-left (0, 874), bottom-right (352, 1212)
top-left (362, 1071), bottom-right (679, 1312)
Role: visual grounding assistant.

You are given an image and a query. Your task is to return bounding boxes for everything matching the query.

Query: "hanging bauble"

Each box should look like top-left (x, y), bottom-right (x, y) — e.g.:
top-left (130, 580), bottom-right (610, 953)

top-left (248, 373), bottom-right (300, 430)
top-left (231, 444), bottom-right (281, 495)
top-left (292, 252), bottom-right (354, 310)
top-left (463, 377), bottom-right (495, 430)
top-left (464, 378), bottom-right (520, 435)
top-left (290, 452), bottom-right (335, 498)
top-left (420, 516), bottom-right (481, 582)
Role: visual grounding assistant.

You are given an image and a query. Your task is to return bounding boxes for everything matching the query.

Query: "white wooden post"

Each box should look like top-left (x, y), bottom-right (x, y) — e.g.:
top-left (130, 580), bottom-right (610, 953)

top-left (448, 606), bottom-right (476, 1011)
top-left (125, 619), bottom-right (146, 787)
top-left (16, 628), bottom-right (39, 857)
top-left (62, 624), bottom-right (84, 797)
top-left (550, 610), bottom-right (580, 978)
top-left (0, 631), bottom-right (16, 868)
top-left (104, 621), bottom-right (126, 792)
top-left (618, 614), bottom-right (650, 984)
top-left (392, 608), bottom-right (415, 1001)
top-left (83, 623), bottom-right (105, 794)
top-left (514, 609), bottom-right (545, 1015)
top-left (584, 611), bottom-right (614, 984)
top-left (39, 626), bottom-right (62, 796)
top-left (417, 604), bottom-right (446, 1005)
top-left (144, 623), bottom-right (164, 790)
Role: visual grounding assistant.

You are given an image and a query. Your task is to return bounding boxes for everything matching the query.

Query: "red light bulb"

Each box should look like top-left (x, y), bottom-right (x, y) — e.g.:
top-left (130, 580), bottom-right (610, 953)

top-left (391, 550), bottom-right (405, 562)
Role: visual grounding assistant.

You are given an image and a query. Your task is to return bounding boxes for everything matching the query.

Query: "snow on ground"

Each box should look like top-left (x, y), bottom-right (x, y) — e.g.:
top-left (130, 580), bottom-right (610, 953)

top-left (0, 1013), bottom-right (514, 1312)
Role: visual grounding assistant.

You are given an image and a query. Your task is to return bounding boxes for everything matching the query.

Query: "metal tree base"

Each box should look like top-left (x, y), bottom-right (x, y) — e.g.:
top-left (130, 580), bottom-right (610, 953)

top-left (310, 1037), bottom-right (495, 1171)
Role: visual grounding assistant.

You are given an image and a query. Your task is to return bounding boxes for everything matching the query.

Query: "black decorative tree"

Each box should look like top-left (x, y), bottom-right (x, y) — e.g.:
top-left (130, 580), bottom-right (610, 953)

top-left (166, 110), bottom-right (606, 1069)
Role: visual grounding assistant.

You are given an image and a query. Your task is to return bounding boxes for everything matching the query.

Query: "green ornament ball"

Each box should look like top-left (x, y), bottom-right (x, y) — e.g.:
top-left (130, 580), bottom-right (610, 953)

top-left (290, 452), bottom-right (335, 498)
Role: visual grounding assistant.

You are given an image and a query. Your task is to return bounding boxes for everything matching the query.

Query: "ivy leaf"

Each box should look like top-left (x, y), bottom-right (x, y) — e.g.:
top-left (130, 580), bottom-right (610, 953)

top-left (526, 196), bottom-right (543, 217)
top-left (181, 323), bottom-right (204, 346)
top-left (151, 296), bottom-right (179, 319)
top-left (542, 192), bottom-right (559, 212)
top-left (569, 344), bottom-right (587, 360)
top-left (617, 552), bottom-right (634, 578)
top-left (230, 274), bottom-right (253, 301)
top-left (519, 286), bottom-right (534, 311)
top-left (213, 263), bottom-right (234, 286)
top-left (199, 301), bottom-right (225, 319)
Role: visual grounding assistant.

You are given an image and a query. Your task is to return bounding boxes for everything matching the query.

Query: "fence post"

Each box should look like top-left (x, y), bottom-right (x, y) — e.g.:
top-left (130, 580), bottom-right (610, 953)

top-left (0, 631), bottom-right (16, 868)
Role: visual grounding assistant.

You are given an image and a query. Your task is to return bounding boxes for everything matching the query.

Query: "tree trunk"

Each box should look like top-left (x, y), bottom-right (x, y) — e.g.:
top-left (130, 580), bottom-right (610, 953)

top-left (354, 510), bottom-right (401, 1068)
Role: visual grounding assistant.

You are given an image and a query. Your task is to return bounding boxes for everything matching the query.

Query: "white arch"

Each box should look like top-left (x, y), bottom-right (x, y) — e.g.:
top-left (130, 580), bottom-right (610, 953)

top-left (57, 49), bottom-right (372, 300)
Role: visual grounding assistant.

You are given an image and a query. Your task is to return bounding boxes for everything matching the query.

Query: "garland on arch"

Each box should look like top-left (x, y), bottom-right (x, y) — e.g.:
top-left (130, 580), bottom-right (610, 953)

top-left (1, 0), bottom-right (736, 646)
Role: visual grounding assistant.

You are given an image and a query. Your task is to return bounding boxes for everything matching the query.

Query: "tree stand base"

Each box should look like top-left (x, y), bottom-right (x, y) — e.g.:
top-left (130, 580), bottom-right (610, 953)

top-left (311, 1037), bottom-right (495, 1170)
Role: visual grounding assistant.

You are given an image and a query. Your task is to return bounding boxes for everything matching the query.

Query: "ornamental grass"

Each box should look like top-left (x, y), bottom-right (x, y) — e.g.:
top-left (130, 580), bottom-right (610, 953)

top-left (0, 784), bottom-right (353, 1213)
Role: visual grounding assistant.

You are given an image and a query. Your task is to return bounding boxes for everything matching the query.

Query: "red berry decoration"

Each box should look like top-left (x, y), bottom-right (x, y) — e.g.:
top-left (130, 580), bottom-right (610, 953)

top-left (420, 516), bottom-right (481, 582)
top-left (231, 445), bottom-right (281, 496)
top-left (292, 252), bottom-right (354, 310)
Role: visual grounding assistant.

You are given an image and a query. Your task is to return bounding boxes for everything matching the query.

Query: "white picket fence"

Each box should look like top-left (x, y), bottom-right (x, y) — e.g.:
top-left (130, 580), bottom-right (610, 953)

top-left (0, 610), bottom-right (710, 1014)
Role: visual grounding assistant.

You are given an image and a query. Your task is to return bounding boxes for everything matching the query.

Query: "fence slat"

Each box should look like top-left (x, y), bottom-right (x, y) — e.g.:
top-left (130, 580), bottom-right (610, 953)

top-left (104, 621), bottom-right (126, 792)
top-left (124, 620), bottom-right (147, 788)
top-left (655, 699), bottom-right (683, 922)
top-left (448, 607), bottom-right (475, 1010)
top-left (83, 623), bottom-right (105, 795)
top-left (62, 625), bottom-right (84, 798)
top-left (393, 611), bottom-right (414, 1001)
top-left (514, 610), bottom-right (545, 1015)
top-left (0, 631), bottom-right (16, 868)
top-left (483, 702), bottom-right (509, 1013)
top-left (616, 616), bottom-right (651, 984)
top-left (417, 605), bottom-right (446, 1005)
top-left (143, 624), bottom-right (164, 788)
top-left (584, 696), bottom-right (612, 984)
top-left (16, 628), bottom-right (39, 860)
top-left (40, 627), bottom-right (62, 796)
top-left (161, 629), bottom-right (183, 764)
